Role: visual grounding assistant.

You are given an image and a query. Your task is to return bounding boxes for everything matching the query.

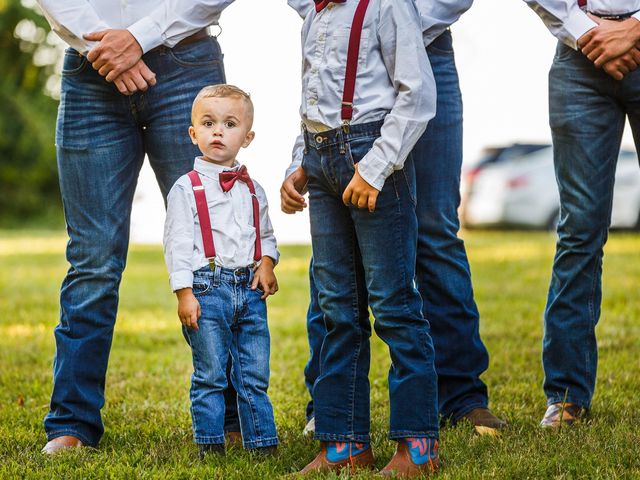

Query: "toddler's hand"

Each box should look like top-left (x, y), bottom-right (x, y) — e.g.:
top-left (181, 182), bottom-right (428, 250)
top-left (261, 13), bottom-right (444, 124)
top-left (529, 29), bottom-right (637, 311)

top-left (280, 166), bottom-right (308, 214)
top-left (252, 257), bottom-right (278, 300)
top-left (176, 288), bottom-right (201, 330)
top-left (343, 165), bottom-right (380, 212)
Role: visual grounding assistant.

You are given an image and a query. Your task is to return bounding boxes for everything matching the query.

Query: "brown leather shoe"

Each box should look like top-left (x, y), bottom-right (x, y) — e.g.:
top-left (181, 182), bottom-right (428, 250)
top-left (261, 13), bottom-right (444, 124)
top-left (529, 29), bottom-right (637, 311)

top-left (298, 442), bottom-right (375, 476)
top-left (225, 431), bottom-right (242, 446)
top-left (41, 435), bottom-right (84, 454)
top-left (379, 439), bottom-right (439, 478)
top-left (461, 408), bottom-right (507, 436)
top-left (540, 402), bottom-right (588, 428)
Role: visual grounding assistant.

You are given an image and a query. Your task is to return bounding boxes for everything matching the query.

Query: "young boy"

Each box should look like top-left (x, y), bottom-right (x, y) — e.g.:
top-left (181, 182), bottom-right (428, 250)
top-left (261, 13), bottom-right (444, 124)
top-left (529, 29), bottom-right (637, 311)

top-left (281, 0), bottom-right (439, 477)
top-left (164, 84), bottom-right (279, 457)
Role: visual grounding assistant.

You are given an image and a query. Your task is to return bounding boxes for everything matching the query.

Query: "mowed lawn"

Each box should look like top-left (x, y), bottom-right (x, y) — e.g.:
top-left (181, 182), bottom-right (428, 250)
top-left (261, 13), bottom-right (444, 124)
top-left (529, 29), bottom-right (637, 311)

top-left (1, 230), bottom-right (639, 479)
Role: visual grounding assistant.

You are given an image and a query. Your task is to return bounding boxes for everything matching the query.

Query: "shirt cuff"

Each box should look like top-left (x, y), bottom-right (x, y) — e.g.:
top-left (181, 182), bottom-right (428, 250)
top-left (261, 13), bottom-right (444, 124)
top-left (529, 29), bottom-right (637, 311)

top-left (564, 10), bottom-right (598, 49)
top-left (170, 270), bottom-right (194, 292)
top-left (127, 17), bottom-right (164, 54)
top-left (357, 154), bottom-right (394, 191)
top-left (261, 248), bottom-right (280, 266)
top-left (633, 12), bottom-right (640, 23)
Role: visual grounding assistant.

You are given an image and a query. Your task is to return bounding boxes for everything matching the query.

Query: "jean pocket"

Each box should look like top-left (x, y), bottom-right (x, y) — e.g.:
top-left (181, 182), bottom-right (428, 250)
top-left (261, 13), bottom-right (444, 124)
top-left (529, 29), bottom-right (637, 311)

top-left (427, 30), bottom-right (454, 55)
top-left (61, 49), bottom-right (88, 76)
top-left (169, 37), bottom-right (223, 67)
top-left (553, 42), bottom-right (576, 63)
top-left (192, 277), bottom-right (211, 296)
top-left (400, 156), bottom-right (417, 207)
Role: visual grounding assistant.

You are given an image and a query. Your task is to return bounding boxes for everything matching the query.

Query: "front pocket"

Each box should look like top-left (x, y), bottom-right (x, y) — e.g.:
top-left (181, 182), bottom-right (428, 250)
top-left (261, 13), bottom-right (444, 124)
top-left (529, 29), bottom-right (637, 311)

top-left (61, 50), bottom-right (88, 76)
top-left (169, 38), bottom-right (222, 67)
top-left (191, 280), bottom-right (210, 296)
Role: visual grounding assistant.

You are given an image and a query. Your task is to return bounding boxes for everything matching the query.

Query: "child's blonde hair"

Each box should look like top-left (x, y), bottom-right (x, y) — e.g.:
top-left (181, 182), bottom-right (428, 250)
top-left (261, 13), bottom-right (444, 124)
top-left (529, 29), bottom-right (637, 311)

top-left (191, 84), bottom-right (254, 127)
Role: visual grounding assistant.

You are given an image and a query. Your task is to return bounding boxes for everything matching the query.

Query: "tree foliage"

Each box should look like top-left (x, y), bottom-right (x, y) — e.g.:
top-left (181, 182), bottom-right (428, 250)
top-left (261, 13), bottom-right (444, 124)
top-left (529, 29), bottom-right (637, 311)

top-left (0, 0), bottom-right (61, 226)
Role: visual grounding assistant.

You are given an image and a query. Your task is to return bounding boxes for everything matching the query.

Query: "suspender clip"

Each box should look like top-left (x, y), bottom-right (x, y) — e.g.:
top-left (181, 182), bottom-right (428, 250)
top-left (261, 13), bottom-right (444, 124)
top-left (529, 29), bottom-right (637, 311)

top-left (208, 257), bottom-right (217, 271)
top-left (341, 119), bottom-right (350, 134)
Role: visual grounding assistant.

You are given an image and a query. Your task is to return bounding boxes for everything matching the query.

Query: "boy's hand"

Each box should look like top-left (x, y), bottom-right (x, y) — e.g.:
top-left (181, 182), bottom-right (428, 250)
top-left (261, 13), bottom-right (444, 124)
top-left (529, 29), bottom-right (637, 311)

top-left (251, 257), bottom-right (278, 300)
top-left (176, 288), bottom-right (201, 331)
top-left (343, 164), bottom-right (380, 212)
top-left (280, 167), bottom-right (308, 213)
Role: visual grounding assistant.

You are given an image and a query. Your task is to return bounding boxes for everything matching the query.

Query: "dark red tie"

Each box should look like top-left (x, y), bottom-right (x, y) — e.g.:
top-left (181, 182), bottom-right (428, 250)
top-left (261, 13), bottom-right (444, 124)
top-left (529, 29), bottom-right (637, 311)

top-left (314, 0), bottom-right (346, 13)
top-left (219, 165), bottom-right (262, 261)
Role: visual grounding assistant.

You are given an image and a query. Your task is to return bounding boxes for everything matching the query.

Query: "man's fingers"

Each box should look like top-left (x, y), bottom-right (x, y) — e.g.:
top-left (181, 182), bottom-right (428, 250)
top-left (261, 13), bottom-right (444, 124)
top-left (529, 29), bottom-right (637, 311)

top-left (114, 78), bottom-right (131, 95)
top-left (83, 30), bottom-right (108, 42)
top-left (123, 77), bottom-right (138, 94)
top-left (130, 71), bottom-right (149, 91)
top-left (138, 63), bottom-right (157, 86)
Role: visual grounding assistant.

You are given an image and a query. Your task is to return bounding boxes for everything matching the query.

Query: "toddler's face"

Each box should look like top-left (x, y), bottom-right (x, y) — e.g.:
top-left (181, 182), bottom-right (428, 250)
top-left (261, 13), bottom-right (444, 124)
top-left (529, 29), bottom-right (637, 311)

top-left (189, 96), bottom-right (254, 167)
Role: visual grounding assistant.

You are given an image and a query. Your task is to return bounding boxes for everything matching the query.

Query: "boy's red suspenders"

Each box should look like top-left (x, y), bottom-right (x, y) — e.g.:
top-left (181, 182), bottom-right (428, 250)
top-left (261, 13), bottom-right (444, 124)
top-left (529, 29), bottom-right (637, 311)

top-left (341, 0), bottom-right (369, 129)
top-left (341, 0), bottom-right (371, 130)
top-left (187, 167), bottom-right (262, 271)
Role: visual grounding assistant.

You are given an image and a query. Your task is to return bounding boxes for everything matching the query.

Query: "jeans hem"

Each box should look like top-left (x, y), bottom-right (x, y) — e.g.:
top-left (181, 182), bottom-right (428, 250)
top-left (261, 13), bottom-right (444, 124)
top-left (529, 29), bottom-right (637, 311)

top-left (46, 428), bottom-right (97, 448)
top-left (243, 437), bottom-right (279, 449)
top-left (546, 394), bottom-right (591, 410)
top-left (389, 430), bottom-right (439, 441)
top-left (450, 400), bottom-right (489, 422)
top-left (194, 435), bottom-right (225, 445)
top-left (315, 432), bottom-right (370, 443)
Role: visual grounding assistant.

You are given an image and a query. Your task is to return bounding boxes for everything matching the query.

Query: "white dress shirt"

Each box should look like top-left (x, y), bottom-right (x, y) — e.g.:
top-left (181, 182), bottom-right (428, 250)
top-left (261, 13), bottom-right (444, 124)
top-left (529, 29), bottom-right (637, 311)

top-left (525, 0), bottom-right (640, 49)
top-left (288, 0), bottom-right (435, 191)
top-left (36, 0), bottom-right (234, 55)
top-left (163, 158), bottom-right (279, 292)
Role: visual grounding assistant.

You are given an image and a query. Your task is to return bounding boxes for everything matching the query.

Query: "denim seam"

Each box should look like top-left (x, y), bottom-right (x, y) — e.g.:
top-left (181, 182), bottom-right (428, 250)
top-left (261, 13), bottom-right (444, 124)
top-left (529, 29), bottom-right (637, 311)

top-left (547, 394), bottom-right (591, 409)
top-left (389, 430), bottom-right (439, 441)
top-left (348, 227), bottom-right (362, 437)
top-left (243, 437), bottom-right (279, 449)
top-left (315, 432), bottom-right (370, 442)
top-left (46, 428), bottom-right (95, 447)
top-left (232, 320), bottom-right (263, 442)
top-left (194, 435), bottom-right (225, 444)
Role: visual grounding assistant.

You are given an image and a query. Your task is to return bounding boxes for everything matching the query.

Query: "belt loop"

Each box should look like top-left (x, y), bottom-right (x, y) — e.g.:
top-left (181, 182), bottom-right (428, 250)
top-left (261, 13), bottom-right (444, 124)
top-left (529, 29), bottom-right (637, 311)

top-left (338, 128), bottom-right (346, 155)
top-left (213, 266), bottom-right (221, 287)
top-left (301, 122), bottom-right (309, 154)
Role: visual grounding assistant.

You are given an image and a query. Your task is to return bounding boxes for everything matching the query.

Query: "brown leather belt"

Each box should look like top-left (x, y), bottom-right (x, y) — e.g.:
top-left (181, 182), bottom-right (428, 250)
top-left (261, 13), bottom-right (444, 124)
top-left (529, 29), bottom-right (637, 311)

top-left (149, 28), bottom-right (210, 53)
top-left (588, 10), bottom-right (639, 20)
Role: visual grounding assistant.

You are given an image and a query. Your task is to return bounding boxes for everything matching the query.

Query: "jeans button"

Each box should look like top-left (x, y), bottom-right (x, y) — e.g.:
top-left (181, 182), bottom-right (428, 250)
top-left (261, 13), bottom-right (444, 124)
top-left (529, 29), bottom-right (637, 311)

top-left (315, 135), bottom-right (324, 144)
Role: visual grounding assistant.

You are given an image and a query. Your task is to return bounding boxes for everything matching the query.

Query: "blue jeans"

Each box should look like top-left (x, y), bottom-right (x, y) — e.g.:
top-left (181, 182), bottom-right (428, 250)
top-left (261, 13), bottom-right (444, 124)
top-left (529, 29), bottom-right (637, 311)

top-left (44, 37), bottom-right (226, 447)
top-left (183, 267), bottom-right (277, 448)
top-left (304, 121), bottom-right (439, 442)
top-left (543, 42), bottom-right (640, 408)
top-left (303, 31), bottom-right (489, 422)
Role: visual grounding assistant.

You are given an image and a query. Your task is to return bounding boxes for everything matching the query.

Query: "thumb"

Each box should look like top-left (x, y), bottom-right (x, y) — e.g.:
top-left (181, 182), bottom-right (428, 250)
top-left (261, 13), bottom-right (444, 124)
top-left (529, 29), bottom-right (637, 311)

top-left (83, 30), bottom-right (108, 41)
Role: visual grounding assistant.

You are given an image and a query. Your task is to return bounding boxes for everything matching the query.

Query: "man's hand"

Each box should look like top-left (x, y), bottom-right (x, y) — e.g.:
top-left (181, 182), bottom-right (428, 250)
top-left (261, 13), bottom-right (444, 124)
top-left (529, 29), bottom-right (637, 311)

top-left (113, 60), bottom-right (157, 95)
top-left (342, 165), bottom-right (379, 212)
top-left (280, 166), bottom-right (308, 214)
top-left (251, 257), bottom-right (278, 300)
top-left (176, 288), bottom-right (201, 331)
top-left (84, 29), bottom-right (143, 81)
top-left (602, 47), bottom-right (640, 80)
top-left (578, 16), bottom-right (640, 67)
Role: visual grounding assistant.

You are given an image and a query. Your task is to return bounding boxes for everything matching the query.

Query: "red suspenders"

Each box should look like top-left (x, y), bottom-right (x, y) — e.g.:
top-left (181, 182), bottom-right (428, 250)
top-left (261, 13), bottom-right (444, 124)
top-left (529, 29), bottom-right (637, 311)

top-left (341, 0), bottom-right (371, 128)
top-left (187, 169), bottom-right (262, 270)
top-left (578, 0), bottom-right (586, 8)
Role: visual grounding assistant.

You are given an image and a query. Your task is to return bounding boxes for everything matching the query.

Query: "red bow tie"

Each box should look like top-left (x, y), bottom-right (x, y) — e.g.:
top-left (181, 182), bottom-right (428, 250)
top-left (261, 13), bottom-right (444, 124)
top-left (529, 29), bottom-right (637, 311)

top-left (219, 165), bottom-right (251, 192)
top-left (314, 0), bottom-right (346, 13)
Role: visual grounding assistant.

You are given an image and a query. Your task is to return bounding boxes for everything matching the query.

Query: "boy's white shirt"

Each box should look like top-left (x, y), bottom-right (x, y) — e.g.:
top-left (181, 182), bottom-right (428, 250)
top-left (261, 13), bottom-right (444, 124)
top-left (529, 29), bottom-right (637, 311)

top-left (287, 0), bottom-right (436, 191)
top-left (524, 0), bottom-right (640, 49)
top-left (163, 157), bottom-right (279, 292)
top-left (36, 0), bottom-right (234, 55)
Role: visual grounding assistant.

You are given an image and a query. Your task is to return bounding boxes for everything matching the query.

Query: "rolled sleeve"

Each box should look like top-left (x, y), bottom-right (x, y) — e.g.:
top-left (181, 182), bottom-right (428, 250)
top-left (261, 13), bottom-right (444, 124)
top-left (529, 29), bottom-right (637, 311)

top-left (563, 9), bottom-right (598, 49)
top-left (164, 183), bottom-right (197, 292)
top-left (358, 153), bottom-right (394, 191)
top-left (170, 270), bottom-right (194, 292)
top-left (255, 183), bottom-right (280, 266)
top-left (127, 16), bottom-right (164, 54)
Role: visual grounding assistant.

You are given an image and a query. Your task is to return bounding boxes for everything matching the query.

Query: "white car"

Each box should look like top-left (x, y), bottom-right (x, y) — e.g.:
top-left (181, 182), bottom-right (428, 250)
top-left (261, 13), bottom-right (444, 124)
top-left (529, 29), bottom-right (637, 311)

top-left (462, 146), bottom-right (640, 230)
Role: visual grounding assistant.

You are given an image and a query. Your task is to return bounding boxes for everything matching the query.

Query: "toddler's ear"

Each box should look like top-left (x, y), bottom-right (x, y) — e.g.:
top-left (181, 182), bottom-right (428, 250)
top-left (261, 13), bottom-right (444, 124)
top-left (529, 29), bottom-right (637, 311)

top-left (188, 126), bottom-right (198, 145)
top-left (243, 130), bottom-right (256, 148)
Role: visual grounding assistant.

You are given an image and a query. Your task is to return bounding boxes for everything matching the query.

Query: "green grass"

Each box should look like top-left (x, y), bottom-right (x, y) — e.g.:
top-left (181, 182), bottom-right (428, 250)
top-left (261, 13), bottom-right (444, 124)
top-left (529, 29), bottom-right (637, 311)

top-left (1, 230), bottom-right (639, 479)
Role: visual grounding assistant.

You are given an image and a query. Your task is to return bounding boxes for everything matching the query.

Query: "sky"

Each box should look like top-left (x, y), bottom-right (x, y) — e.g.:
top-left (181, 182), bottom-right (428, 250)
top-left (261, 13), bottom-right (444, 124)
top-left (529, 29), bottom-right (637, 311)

top-left (129, 0), bottom-right (636, 244)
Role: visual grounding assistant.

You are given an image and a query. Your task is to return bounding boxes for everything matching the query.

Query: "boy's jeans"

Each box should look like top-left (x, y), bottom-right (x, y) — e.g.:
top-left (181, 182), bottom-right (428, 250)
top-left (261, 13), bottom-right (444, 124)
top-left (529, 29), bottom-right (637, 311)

top-left (183, 266), bottom-right (278, 449)
top-left (304, 121), bottom-right (439, 442)
top-left (44, 37), bottom-right (225, 446)
top-left (543, 42), bottom-right (640, 408)
top-left (303, 31), bottom-right (489, 423)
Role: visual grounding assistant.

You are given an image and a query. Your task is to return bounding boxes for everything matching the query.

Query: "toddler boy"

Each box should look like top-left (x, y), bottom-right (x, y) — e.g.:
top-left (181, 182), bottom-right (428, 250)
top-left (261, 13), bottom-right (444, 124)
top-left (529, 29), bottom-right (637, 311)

top-left (164, 84), bottom-right (279, 456)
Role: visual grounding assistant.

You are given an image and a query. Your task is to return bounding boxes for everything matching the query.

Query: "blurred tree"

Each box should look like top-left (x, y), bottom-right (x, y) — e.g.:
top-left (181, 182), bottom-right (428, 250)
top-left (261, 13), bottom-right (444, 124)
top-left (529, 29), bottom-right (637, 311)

top-left (0, 0), bottom-right (62, 227)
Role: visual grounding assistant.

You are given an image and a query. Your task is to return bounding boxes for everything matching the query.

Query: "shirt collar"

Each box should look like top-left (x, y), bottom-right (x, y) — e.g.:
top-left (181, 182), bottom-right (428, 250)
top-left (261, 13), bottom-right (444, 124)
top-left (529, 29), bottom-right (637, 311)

top-left (193, 157), bottom-right (240, 180)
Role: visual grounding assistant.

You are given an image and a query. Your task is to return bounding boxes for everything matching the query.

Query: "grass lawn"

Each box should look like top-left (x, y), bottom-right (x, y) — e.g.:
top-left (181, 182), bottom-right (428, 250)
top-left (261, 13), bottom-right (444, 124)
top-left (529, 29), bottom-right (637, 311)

top-left (1, 230), bottom-right (639, 479)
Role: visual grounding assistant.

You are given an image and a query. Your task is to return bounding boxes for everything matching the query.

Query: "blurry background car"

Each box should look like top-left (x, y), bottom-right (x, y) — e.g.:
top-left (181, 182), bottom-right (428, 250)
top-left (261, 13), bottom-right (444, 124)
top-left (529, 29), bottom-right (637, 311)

top-left (461, 144), bottom-right (640, 230)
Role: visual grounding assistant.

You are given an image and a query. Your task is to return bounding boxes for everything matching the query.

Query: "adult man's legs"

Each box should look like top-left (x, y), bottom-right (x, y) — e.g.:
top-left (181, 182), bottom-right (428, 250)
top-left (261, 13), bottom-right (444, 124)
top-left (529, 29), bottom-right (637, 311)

top-left (412, 31), bottom-right (491, 423)
top-left (45, 51), bottom-right (146, 447)
top-left (542, 42), bottom-right (626, 421)
top-left (45, 38), bottom-right (226, 448)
